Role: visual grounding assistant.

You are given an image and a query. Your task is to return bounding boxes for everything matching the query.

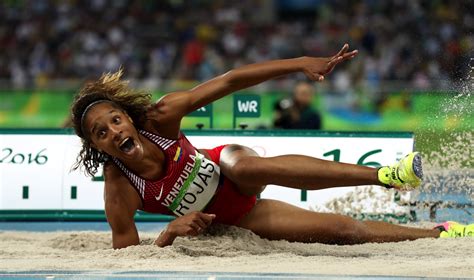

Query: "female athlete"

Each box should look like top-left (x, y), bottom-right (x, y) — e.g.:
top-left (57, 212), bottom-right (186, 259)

top-left (71, 44), bottom-right (472, 249)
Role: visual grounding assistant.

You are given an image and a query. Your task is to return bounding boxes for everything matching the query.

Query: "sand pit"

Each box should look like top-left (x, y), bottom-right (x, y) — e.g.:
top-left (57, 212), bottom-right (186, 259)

top-left (1, 225), bottom-right (473, 278)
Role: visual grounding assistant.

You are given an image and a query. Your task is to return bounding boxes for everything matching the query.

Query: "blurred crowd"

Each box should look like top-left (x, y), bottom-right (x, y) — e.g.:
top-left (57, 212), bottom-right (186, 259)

top-left (0, 0), bottom-right (472, 89)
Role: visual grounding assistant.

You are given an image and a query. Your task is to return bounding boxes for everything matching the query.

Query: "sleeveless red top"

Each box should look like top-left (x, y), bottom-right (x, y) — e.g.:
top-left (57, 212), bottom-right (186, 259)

top-left (112, 130), bottom-right (221, 216)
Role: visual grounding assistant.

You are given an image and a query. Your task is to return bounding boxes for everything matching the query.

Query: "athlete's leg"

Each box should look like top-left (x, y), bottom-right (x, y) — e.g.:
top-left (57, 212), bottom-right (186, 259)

top-left (220, 144), bottom-right (379, 195)
top-left (237, 199), bottom-right (439, 244)
top-left (218, 145), bottom-right (267, 196)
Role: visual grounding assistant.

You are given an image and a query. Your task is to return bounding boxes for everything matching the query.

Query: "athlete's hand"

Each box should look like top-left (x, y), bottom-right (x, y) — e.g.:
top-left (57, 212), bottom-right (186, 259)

top-left (301, 43), bottom-right (358, 82)
top-left (154, 212), bottom-right (215, 247)
top-left (167, 212), bottom-right (216, 237)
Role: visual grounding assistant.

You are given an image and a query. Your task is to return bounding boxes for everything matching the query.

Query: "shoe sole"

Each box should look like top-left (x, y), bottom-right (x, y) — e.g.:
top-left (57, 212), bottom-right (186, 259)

top-left (412, 152), bottom-right (423, 179)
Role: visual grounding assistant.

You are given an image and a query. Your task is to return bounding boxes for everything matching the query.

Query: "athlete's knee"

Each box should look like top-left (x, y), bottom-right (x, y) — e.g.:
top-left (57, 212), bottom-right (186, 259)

top-left (221, 144), bottom-right (261, 182)
top-left (220, 144), bottom-right (258, 164)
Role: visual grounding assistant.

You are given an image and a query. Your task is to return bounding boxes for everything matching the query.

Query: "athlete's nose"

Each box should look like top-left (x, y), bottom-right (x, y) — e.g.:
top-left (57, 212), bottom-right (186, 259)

top-left (110, 125), bottom-right (122, 142)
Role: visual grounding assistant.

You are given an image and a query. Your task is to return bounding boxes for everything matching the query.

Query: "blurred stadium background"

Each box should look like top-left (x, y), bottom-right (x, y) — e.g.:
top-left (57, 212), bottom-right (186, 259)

top-left (0, 0), bottom-right (472, 154)
top-left (0, 2), bottom-right (473, 277)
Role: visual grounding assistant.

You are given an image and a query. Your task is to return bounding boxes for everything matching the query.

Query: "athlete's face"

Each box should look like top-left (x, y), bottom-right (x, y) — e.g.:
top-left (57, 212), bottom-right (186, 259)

top-left (84, 102), bottom-right (145, 161)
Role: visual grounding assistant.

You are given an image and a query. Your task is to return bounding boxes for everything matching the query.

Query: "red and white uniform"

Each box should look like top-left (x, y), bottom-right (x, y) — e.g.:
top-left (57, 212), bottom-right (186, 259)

top-left (112, 130), bottom-right (256, 225)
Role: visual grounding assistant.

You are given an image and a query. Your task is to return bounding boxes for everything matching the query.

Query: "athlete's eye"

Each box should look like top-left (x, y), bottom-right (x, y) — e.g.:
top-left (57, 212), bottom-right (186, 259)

top-left (113, 116), bottom-right (121, 123)
top-left (98, 129), bottom-right (106, 138)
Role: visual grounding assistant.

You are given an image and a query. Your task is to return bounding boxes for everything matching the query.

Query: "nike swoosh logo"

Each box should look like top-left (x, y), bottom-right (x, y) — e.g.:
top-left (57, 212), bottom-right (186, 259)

top-left (155, 184), bottom-right (164, 201)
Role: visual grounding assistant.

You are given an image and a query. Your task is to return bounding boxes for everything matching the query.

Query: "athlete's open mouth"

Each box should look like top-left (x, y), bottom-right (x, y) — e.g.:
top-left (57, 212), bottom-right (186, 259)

top-left (119, 137), bottom-right (135, 153)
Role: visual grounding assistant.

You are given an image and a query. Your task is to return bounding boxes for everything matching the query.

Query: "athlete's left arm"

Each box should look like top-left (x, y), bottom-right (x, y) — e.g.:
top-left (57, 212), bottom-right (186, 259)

top-left (146, 44), bottom-right (357, 136)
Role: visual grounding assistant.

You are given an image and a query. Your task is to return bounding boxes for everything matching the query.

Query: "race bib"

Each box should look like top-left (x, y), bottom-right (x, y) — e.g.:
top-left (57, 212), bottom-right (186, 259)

top-left (162, 151), bottom-right (220, 216)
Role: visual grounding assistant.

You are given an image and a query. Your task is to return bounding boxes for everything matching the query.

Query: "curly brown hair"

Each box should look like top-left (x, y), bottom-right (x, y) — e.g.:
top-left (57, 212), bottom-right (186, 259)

top-left (71, 70), bottom-right (152, 176)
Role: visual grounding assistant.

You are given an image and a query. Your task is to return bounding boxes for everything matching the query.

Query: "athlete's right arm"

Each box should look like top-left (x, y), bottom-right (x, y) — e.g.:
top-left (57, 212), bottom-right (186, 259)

top-left (104, 163), bottom-right (142, 249)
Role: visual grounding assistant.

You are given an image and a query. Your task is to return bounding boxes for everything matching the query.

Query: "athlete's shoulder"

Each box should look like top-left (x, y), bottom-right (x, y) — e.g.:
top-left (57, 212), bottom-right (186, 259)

top-left (142, 117), bottom-right (181, 140)
top-left (103, 161), bottom-right (133, 192)
top-left (103, 161), bottom-right (142, 210)
top-left (141, 121), bottom-right (183, 141)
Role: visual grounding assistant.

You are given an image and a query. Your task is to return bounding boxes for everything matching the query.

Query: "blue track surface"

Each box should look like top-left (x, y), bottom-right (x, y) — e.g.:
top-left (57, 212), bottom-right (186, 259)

top-left (0, 271), bottom-right (462, 280)
top-left (0, 222), bottom-right (166, 232)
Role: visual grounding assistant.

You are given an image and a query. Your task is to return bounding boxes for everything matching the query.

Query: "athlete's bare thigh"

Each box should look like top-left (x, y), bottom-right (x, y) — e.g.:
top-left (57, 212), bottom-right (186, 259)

top-left (219, 144), bottom-right (266, 196)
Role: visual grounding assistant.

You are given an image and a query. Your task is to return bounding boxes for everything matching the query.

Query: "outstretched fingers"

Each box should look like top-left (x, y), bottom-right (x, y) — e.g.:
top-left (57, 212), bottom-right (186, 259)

top-left (332, 43), bottom-right (358, 61)
top-left (302, 44), bottom-right (358, 82)
top-left (333, 43), bottom-right (349, 58)
top-left (325, 47), bottom-right (358, 73)
top-left (341, 49), bottom-right (358, 61)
